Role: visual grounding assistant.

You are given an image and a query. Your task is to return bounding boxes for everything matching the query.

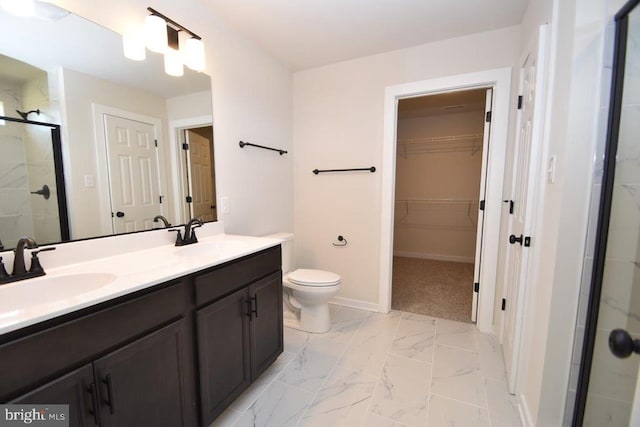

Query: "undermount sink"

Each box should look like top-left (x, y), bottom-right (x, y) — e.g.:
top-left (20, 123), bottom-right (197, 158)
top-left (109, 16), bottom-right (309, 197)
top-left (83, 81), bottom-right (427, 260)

top-left (174, 240), bottom-right (249, 258)
top-left (0, 273), bottom-right (117, 310)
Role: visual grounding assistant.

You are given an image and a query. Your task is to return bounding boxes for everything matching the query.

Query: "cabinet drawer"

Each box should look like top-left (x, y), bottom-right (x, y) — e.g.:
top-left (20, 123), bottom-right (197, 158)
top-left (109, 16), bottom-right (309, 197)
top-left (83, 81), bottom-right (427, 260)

top-left (194, 246), bottom-right (281, 306)
top-left (0, 281), bottom-right (187, 401)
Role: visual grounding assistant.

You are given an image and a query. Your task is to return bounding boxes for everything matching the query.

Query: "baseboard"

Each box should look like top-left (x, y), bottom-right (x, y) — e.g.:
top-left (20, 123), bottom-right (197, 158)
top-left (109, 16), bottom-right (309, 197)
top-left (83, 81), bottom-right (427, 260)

top-left (329, 296), bottom-right (381, 313)
top-left (518, 394), bottom-right (535, 427)
top-left (393, 250), bottom-right (475, 264)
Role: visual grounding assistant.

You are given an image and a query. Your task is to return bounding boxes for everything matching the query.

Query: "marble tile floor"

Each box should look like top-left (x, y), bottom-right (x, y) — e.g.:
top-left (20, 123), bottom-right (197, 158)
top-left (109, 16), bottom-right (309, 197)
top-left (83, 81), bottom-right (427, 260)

top-left (210, 305), bottom-right (522, 427)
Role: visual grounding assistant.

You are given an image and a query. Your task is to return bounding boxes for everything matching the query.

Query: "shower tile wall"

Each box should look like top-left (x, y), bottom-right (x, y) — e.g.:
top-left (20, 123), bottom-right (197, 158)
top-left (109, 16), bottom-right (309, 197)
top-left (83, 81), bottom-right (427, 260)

top-left (0, 80), bottom-right (34, 249)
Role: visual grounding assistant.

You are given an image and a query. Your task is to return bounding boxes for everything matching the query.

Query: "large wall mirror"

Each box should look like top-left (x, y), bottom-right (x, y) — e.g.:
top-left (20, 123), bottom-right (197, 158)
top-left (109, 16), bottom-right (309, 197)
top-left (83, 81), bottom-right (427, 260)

top-left (0, 4), bottom-right (216, 250)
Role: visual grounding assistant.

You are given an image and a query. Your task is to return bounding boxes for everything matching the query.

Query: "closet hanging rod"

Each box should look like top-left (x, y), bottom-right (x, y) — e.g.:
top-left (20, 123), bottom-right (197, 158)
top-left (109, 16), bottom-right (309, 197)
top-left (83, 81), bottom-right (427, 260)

top-left (239, 140), bottom-right (288, 155)
top-left (312, 166), bottom-right (376, 175)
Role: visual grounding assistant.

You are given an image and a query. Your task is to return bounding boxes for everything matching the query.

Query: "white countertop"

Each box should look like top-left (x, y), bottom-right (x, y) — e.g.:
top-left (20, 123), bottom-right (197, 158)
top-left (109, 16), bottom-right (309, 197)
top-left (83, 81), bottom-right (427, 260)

top-left (0, 231), bottom-right (281, 335)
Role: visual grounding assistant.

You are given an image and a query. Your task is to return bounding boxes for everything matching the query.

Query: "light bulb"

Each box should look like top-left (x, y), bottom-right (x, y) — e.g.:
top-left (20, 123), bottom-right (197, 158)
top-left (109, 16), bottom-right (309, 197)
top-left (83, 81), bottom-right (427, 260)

top-left (145, 14), bottom-right (167, 53)
top-left (184, 37), bottom-right (205, 71)
top-left (164, 48), bottom-right (183, 77)
top-left (122, 31), bottom-right (146, 61)
top-left (0, 0), bottom-right (35, 16)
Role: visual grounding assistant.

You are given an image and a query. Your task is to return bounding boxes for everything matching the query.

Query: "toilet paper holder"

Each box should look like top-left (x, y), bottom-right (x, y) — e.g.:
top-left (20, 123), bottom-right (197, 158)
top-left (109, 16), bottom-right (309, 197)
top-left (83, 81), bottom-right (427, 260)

top-left (332, 235), bottom-right (348, 247)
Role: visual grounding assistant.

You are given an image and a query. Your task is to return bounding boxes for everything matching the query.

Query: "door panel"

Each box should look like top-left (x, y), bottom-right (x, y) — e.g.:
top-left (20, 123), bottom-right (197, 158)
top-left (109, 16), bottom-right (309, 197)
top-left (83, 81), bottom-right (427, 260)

top-left (472, 88), bottom-right (493, 323)
top-left (185, 129), bottom-right (216, 222)
top-left (94, 320), bottom-right (194, 427)
top-left (11, 364), bottom-right (97, 427)
top-left (249, 271), bottom-right (283, 380)
top-left (103, 114), bottom-right (163, 234)
top-left (196, 287), bottom-right (251, 424)
top-left (502, 24), bottom-right (548, 393)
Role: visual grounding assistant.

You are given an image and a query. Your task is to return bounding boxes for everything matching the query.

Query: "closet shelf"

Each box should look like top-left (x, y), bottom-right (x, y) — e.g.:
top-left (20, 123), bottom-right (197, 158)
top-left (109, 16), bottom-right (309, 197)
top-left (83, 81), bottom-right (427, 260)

top-left (396, 134), bottom-right (483, 157)
top-left (394, 199), bottom-right (479, 230)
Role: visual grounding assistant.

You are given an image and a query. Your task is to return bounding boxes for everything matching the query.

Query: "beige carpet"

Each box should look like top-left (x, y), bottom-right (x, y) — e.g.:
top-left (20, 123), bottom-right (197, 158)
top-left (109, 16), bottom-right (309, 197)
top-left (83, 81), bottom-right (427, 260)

top-left (391, 256), bottom-right (474, 323)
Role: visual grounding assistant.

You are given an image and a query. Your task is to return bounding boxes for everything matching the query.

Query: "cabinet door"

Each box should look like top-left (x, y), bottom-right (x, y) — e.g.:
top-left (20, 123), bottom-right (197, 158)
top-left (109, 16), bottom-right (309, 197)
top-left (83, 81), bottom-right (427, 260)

top-left (10, 364), bottom-right (98, 427)
top-left (196, 287), bottom-right (250, 424)
top-left (93, 320), bottom-right (195, 427)
top-left (249, 271), bottom-right (283, 380)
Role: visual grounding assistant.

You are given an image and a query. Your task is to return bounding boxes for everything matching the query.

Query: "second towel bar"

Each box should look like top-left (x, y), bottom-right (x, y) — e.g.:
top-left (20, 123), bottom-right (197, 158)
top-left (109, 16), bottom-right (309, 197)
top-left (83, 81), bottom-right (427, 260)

top-left (313, 166), bottom-right (376, 175)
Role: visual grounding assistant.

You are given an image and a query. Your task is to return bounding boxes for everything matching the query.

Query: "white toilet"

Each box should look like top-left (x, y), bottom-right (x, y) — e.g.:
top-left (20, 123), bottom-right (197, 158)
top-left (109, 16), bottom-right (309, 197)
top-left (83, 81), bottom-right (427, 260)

top-left (266, 233), bottom-right (341, 333)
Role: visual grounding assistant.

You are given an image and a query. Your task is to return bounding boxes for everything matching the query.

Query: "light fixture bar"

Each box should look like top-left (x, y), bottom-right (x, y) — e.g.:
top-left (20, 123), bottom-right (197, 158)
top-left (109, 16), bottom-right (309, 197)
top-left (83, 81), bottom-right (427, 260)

top-left (147, 7), bottom-right (201, 40)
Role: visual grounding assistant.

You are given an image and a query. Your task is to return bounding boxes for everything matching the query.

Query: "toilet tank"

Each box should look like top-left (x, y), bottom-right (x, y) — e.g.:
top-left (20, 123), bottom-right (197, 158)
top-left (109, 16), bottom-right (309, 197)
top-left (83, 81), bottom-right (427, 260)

top-left (264, 233), bottom-right (294, 273)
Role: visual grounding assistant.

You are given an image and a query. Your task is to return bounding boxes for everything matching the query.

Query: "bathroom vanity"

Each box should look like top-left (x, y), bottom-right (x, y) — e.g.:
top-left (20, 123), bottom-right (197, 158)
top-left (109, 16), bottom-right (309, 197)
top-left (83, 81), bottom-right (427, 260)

top-left (0, 232), bottom-right (283, 427)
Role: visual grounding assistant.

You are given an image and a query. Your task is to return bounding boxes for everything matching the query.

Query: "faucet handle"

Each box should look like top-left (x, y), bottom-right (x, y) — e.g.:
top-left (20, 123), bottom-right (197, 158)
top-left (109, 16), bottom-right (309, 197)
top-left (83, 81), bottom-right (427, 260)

top-left (168, 229), bottom-right (184, 246)
top-left (0, 257), bottom-right (8, 279)
top-left (29, 247), bottom-right (56, 275)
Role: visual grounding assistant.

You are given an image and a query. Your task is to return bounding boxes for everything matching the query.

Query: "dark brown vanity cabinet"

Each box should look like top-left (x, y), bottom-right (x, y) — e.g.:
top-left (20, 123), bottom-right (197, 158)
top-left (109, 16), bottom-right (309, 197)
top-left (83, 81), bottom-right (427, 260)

top-left (195, 250), bottom-right (283, 425)
top-left (1, 245), bottom-right (283, 427)
top-left (11, 320), bottom-right (193, 427)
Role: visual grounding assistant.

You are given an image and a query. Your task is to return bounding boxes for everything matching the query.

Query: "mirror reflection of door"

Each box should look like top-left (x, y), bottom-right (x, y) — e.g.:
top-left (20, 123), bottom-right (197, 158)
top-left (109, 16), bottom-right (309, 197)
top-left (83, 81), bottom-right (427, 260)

top-left (103, 114), bottom-right (164, 234)
top-left (184, 127), bottom-right (216, 222)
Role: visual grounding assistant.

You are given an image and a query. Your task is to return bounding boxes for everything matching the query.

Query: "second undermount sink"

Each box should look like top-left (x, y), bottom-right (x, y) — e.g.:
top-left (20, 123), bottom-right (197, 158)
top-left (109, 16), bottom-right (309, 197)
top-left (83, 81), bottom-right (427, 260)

top-left (0, 272), bottom-right (117, 311)
top-left (173, 240), bottom-right (249, 258)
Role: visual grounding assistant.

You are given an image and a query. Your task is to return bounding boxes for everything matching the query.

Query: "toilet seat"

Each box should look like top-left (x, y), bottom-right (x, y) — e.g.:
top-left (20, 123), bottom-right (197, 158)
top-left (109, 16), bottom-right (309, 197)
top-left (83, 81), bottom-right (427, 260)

top-left (287, 269), bottom-right (341, 287)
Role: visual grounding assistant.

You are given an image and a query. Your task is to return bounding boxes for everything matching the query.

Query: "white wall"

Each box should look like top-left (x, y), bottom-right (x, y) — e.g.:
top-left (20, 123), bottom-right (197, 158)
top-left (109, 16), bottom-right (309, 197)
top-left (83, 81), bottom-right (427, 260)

top-left (293, 26), bottom-right (520, 305)
top-left (56, 0), bottom-right (294, 237)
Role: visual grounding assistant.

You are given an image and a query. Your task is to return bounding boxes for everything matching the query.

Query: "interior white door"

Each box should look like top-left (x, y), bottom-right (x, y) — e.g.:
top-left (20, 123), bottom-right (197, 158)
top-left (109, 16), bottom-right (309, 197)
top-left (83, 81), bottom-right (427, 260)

top-left (471, 88), bottom-right (493, 323)
top-left (104, 114), bottom-right (163, 234)
top-left (185, 130), bottom-right (216, 222)
top-left (502, 25), bottom-right (548, 393)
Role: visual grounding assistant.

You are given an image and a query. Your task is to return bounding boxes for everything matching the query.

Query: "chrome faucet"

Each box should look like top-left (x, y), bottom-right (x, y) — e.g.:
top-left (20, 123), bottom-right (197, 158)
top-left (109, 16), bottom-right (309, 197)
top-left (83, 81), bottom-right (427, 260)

top-left (169, 218), bottom-right (203, 246)
top-left (0, 236), bottom-right (56, 284)
top-left (153, 215), bottom-right (171, 228)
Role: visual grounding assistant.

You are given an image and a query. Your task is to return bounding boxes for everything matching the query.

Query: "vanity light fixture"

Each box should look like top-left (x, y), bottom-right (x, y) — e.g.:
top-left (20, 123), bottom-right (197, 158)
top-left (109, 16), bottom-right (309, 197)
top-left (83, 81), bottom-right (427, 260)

top-left (123, 7), bottom-right (205, 76)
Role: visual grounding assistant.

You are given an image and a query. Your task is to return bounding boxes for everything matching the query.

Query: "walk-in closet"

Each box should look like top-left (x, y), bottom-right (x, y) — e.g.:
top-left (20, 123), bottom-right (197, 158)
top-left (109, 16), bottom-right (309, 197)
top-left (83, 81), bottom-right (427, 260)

top-left (392, 88), bottom-right (489, 323)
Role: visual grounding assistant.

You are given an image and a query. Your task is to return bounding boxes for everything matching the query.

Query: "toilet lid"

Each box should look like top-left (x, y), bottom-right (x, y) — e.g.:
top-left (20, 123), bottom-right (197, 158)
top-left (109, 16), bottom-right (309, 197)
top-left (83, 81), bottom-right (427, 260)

top-left (287, 269), bottom-right (341, 286)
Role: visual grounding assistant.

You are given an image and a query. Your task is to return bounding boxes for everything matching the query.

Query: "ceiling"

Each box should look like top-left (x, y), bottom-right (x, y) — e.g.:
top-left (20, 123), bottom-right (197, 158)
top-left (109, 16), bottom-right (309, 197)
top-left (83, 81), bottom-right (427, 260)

top-left (203, 0), bottom-right (529, 70)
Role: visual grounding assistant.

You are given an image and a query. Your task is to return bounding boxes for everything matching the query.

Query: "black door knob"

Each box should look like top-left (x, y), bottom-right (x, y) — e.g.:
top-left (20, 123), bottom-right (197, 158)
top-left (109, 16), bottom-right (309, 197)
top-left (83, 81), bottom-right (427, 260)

top-left (609, 329), bottom-right (640, 358)
top-left (116, 211), bottom-right (125, 218)
top-left (509, 234), bottom-right (523, 245)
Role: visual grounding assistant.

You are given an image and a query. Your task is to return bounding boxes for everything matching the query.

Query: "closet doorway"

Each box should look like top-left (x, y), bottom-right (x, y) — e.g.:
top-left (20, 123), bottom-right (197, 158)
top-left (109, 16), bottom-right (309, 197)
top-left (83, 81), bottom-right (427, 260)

top-left (391, 88), bottom-right (491, 323)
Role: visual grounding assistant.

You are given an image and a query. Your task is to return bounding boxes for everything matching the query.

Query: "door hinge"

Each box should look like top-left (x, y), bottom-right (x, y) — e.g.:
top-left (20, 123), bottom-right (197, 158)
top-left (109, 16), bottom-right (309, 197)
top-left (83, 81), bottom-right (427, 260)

top-left (186, 196), bottom-right (192, 203)
top-left (503, 199), bottom-right (514, 214)
top-left (517, 95), bottom-right (523, 110)
top-left (485, 111), bottom-right (492, 122)
top-left (524, 236), bottom-right (531, 247)
top-left (154, 139), bottom-right (158, 147)
top-left (501, 298), bottom-right (506, 311)
top-left (182, 143), bottom-right (189, 150)
top-left (474, 282), bottom-right (479, 293)
top-left (479, 200), bottom-right (485, 211)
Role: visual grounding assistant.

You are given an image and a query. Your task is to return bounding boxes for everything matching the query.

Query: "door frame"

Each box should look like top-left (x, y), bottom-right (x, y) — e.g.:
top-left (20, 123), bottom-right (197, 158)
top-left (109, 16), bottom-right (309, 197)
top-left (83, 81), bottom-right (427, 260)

top-left (92, 104), bottom-right (165, 235)
top-left (168, 115), bottom-right (213, 224)
top-left (379, 68), bottom-right (512, 333)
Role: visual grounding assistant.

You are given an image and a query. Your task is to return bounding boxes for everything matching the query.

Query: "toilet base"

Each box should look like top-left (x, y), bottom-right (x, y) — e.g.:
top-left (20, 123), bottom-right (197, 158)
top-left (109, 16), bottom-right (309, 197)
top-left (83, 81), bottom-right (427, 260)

top-left (282, 296), bottom-right (331, 333)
